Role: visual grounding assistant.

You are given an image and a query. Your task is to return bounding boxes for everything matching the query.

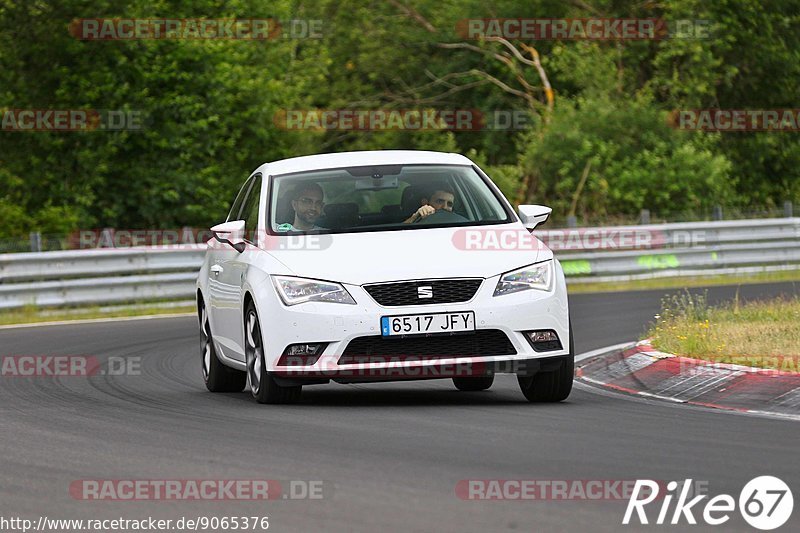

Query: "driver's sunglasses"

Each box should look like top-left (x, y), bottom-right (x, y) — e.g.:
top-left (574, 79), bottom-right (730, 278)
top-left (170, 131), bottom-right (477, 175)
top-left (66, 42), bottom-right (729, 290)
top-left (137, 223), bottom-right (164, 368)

top-left (297, 197), bottom-right (324, 208)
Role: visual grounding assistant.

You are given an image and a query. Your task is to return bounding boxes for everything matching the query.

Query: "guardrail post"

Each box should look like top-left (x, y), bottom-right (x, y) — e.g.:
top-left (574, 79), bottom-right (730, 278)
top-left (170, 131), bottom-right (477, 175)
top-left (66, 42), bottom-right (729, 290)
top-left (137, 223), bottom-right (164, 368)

top-left (640, 209), bottom-right (650, 224)
top-left (29, 232), bottom-right (42, 252)
top-left (567, 216), bottom-right (577, 228)
top-left (712, 206), bottom-right (723, 221)
top-left (784, 201), bottom-right (793, 218)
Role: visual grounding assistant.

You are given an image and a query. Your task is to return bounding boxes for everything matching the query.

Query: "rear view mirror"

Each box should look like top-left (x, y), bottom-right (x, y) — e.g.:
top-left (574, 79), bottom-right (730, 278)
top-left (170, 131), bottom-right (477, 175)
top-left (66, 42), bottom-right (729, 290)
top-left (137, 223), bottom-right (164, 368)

top-left (354, 176), bottom-right (399, 190)
top-left (211, 220), bottom-right (246, 253)
top-left (517, 205), bottom-right (552, 230)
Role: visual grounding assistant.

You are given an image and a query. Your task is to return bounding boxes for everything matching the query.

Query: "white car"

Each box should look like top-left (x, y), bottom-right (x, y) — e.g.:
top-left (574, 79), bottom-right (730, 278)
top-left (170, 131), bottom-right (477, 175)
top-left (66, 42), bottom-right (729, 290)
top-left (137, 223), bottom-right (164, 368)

top-left (196, 150), bottom-right (572, 404)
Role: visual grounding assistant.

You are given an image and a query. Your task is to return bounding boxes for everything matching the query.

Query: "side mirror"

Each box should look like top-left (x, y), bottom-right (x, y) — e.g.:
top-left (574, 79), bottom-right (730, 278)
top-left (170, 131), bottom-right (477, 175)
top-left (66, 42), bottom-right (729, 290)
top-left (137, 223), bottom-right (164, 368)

top-left (517, 205), bottom-right (552, 230)
top-left (210, 220), bottom-right (246, 253)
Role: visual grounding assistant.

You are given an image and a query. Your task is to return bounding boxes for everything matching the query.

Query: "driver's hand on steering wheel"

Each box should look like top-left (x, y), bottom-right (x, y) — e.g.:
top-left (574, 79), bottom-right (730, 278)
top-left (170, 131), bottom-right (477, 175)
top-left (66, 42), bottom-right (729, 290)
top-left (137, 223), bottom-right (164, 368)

top-left (411, 205), bottom-right (435, 222)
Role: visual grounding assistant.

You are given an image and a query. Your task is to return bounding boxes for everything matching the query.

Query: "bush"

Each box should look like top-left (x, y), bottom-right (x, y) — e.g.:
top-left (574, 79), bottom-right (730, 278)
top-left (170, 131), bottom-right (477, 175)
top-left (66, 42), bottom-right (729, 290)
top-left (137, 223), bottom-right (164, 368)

top-left (519, 95), bottom-right (734, 222)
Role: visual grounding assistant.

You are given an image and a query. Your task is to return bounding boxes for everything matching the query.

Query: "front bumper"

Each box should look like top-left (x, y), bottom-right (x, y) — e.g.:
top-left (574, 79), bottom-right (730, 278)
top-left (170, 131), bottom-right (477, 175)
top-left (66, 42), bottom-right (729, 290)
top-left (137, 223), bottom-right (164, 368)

top-left (255, 273), bottom-right (570, 378)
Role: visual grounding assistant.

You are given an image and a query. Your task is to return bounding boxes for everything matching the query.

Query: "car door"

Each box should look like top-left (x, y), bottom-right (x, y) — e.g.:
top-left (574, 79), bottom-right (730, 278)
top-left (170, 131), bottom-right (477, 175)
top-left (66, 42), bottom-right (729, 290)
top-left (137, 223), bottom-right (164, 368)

top-left (208, 174), bottom-right (255, 361)
top-left (213, 174), bottom-right (263, 362)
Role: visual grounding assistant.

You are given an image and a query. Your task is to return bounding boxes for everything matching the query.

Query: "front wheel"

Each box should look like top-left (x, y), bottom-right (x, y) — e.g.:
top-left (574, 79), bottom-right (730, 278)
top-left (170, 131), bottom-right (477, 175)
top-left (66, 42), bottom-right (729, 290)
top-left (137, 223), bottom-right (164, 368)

top-left (518, 327), bottom-right (574, 402)
top-left (245, 302), bottom-right (302, 404)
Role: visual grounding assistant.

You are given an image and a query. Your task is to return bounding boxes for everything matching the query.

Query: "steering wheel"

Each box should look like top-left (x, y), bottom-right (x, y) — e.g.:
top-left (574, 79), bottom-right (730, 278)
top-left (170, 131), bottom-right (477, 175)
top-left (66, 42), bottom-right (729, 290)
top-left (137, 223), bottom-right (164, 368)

top-left (415, 209), bottom-right (469, 225)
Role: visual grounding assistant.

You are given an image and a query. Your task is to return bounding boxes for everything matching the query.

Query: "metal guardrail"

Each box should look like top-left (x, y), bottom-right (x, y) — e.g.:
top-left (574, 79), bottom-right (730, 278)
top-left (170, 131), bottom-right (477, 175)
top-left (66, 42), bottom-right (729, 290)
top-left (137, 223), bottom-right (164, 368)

top-left (0, 273), bottom-right (197, 308)
top-left (0, 246), bottom-right (204, 310)
top-left (0, 247), bottom-right (206, 283)
top-left (537, 218), bottom-right (800, 280)
top-left (0, 218), bottom-right (799, 310)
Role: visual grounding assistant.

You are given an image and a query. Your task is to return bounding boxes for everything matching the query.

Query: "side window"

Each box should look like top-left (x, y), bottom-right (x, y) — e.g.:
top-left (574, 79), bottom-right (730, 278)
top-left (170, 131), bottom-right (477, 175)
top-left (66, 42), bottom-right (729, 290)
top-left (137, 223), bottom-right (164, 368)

top-left (241, 174), bottom-right (262, 242)
top-left (227, 176), bottom-right (254, 222)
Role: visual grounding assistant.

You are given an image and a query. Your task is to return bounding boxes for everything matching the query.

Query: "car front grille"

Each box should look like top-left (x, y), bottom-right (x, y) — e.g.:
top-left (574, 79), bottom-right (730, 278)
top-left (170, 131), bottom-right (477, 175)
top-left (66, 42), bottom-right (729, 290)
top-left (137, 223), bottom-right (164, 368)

top-left (337, 329), bottom-right (516, 364)
top-left (363, 278), bottom-right (482, 307)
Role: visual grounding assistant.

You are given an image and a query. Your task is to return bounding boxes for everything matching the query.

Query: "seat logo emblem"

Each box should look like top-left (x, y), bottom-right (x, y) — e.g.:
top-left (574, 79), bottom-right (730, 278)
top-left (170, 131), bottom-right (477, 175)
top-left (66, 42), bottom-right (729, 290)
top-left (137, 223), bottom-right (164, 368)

top-left (417, 286), bottom-right (433, 299)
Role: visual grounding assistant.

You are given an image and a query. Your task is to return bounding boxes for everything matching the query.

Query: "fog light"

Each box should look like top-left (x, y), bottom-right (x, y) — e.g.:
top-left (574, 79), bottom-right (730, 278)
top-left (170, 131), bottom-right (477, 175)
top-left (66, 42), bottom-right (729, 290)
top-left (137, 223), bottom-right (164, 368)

top-left (524, 330), bottom-right (562, 352)
top-left (527, 330), bottom-right (558, 342)
top-left (277, 343), bottom-right (327, 366)
top-left (287, 344), bottom-right (323, 356)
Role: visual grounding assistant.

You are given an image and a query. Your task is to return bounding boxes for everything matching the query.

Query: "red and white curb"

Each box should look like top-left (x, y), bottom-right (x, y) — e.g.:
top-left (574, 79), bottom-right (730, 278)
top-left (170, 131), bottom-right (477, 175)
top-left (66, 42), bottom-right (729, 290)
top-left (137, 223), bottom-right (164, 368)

top-left (575, 341), bottom-right (800, 421)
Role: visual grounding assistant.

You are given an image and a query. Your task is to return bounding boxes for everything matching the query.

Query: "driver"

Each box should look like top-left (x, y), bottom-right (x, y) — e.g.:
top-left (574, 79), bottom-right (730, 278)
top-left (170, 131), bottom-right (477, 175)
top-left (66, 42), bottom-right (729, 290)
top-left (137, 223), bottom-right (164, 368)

top-left (403, 183), bottom-right (456, 223)
top-left (277, 182), bottom-right (327, 232)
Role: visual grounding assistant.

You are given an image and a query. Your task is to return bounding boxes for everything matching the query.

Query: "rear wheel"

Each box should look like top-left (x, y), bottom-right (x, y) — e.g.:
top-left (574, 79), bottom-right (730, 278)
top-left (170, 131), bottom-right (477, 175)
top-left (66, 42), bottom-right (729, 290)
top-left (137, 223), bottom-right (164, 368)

top-left (199, 298), bottom-right (246, 392)
top-left (245, 302), bottom-right (302, 404)
top-left (452, 376), bottom-right (494, 391)
top-left (518, 326), bottom-right (574, 402)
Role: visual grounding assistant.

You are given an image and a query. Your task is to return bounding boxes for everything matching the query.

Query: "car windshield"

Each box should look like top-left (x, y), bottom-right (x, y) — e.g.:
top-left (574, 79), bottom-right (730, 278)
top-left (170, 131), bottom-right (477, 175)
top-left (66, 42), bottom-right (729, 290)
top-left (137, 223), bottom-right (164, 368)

top-left (268, 164), bottom-right (512, 234)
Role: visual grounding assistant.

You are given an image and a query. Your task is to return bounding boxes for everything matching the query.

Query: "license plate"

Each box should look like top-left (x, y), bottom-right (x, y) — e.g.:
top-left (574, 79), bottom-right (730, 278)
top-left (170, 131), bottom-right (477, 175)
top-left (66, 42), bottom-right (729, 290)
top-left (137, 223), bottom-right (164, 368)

top-left (380, 312), bottom-right (475, 337)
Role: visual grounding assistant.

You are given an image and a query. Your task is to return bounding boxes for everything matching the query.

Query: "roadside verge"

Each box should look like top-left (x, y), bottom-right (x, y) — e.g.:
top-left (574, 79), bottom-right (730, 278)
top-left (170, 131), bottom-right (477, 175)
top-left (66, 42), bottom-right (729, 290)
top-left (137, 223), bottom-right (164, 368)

top-left (575, 341), bottom-right (800, 420)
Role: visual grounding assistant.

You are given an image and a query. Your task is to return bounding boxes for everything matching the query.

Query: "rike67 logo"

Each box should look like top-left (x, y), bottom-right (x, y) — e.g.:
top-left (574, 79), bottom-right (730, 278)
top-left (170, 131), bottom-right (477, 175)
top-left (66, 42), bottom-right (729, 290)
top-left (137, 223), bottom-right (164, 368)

top-left (624, 476), bottom-right (793, 530)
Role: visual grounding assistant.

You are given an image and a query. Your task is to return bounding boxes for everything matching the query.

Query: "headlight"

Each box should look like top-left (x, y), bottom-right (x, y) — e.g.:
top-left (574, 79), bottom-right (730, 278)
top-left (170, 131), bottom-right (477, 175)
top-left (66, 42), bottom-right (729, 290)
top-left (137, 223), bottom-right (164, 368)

top-left (493, 261), bottom-right (553, 296)
top-left (272, 276), bottom-right (356, 306)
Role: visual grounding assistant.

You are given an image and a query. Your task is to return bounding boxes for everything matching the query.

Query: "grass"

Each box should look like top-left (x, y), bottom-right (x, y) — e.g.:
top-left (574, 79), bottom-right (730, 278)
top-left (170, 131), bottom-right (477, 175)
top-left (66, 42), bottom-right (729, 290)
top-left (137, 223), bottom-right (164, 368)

top-left (645, 291), bottom-right (800, 371)
top-left (0, 302), bottom-right (196, 326)
top-left (568, 268), bottom-right (800, 293)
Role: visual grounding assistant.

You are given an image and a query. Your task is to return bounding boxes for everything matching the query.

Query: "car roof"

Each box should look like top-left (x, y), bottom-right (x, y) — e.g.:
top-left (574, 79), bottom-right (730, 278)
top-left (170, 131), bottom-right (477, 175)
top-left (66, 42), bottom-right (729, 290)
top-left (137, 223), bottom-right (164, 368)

top-left (254, 150), bottom-right (474, 177)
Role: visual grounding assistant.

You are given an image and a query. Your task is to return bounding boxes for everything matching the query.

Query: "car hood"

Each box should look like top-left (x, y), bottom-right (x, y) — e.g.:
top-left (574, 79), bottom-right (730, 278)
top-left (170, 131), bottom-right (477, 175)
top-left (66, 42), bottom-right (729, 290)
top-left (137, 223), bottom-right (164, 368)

top-left (264, 223), bottom-right (549, 285)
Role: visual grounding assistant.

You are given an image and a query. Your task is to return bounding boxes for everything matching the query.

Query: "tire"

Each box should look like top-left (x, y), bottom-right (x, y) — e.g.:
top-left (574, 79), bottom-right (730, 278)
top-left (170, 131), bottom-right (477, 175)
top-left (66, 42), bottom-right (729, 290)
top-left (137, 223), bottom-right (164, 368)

top-left (518, 326), bottom-right (574, 402)
top-left (244, 301), bottom-right (302, 404)
top-left (452, 376), bottom-right (494, 391)
top-left (199, 298), bottom-right (246, 392)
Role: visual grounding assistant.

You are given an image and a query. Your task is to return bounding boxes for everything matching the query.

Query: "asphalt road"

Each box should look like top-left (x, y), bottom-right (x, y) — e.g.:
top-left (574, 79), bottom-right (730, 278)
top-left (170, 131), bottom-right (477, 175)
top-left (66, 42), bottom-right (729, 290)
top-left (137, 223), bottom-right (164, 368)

top-left (1, 281), bottom-right (798, 532)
